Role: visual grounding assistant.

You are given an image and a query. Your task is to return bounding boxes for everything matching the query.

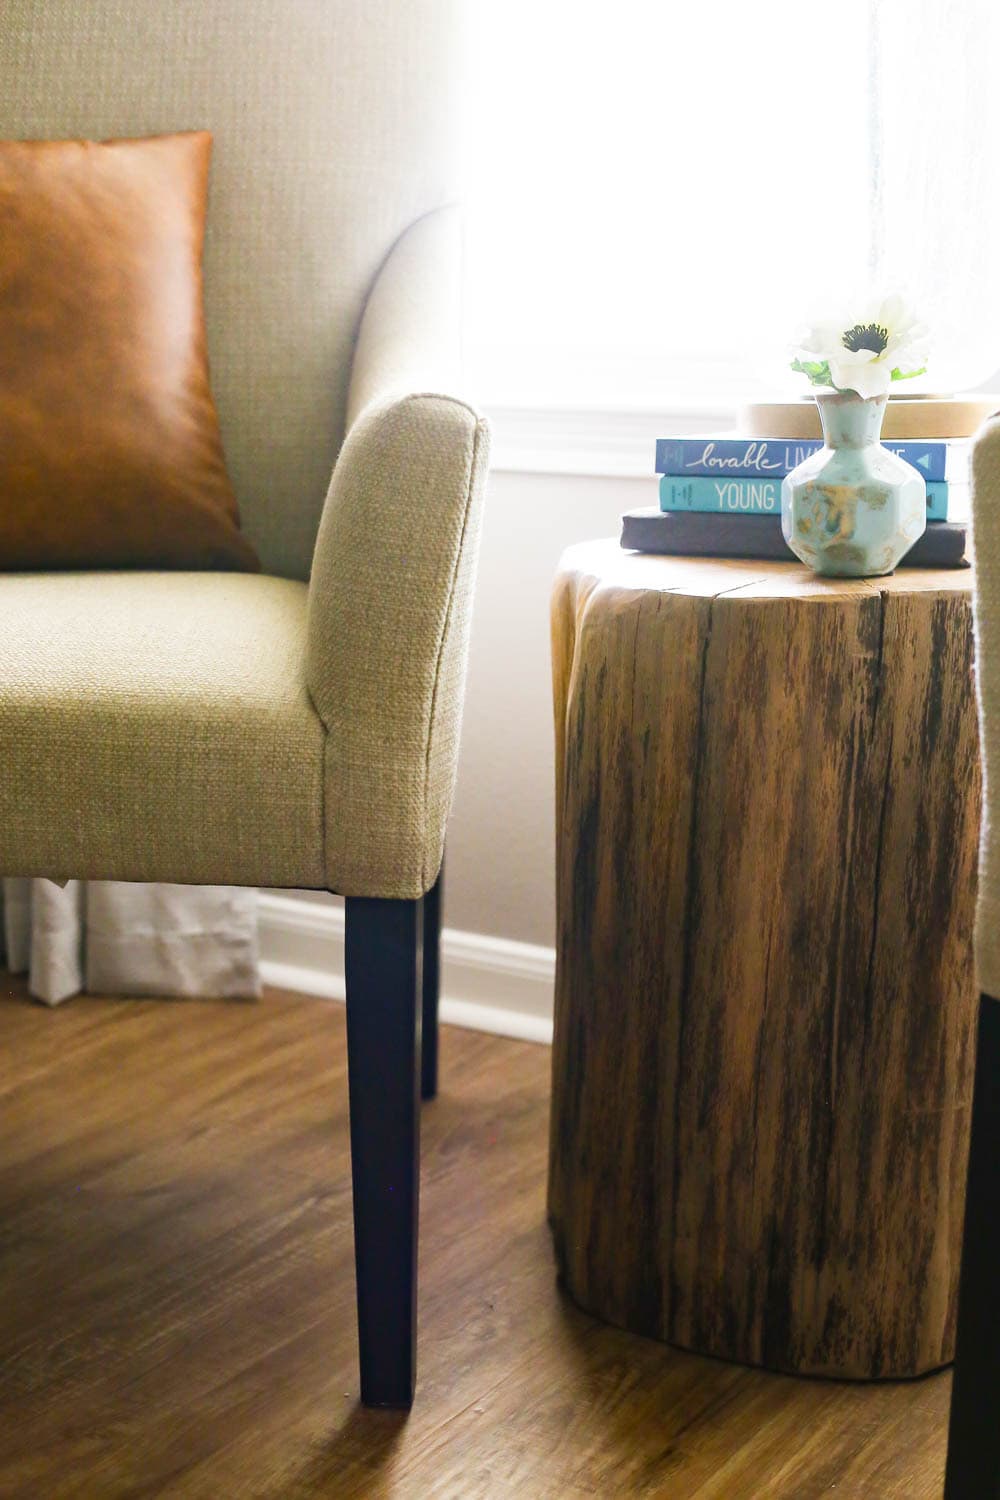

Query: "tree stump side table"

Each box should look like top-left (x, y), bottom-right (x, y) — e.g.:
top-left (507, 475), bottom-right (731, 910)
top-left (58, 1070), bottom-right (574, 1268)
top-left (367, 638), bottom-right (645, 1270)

top-left (548, 540), bottom-right (981, 1379)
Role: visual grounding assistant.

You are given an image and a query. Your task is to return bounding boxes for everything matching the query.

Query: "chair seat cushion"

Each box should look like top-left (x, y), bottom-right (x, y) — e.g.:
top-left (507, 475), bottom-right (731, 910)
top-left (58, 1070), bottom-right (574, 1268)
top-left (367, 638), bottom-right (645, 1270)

top-left (0, 572), bottom-right (326, 888)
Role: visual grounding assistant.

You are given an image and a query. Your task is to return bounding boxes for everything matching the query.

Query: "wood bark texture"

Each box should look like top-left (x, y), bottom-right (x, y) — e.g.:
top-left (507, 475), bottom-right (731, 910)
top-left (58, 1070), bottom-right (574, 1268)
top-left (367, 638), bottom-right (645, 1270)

top-left (548, 540), bottom-right (981, 1379)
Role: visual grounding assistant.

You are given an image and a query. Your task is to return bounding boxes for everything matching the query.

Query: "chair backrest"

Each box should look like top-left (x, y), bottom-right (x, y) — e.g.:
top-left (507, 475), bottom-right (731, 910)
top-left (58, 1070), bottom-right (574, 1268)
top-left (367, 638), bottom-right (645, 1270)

top-left (0, 0), bottom-right (463, 579)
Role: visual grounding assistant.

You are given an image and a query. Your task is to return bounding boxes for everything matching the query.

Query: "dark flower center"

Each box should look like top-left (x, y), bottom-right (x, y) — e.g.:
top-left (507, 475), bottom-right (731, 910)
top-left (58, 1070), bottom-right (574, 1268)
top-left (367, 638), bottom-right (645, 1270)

top-left (842, 322), bottom-right (889, 354)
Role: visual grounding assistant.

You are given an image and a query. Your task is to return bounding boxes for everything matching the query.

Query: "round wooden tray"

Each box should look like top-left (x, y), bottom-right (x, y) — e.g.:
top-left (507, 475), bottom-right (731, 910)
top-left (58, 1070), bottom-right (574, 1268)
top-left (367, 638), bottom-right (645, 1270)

top-left (740, 394), bottom-right (998, 440)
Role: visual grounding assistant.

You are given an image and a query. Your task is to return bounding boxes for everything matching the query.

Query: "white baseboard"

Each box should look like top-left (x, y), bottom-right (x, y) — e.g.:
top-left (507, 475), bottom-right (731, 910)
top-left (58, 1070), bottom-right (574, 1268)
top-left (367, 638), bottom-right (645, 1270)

top-left (258, 893), bottom-right (554, 1045)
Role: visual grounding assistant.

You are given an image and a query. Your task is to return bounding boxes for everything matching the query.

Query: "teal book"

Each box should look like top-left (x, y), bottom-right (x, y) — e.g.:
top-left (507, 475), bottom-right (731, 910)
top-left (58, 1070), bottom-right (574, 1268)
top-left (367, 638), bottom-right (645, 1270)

top-left (659, 475), bottom-right (950, 521)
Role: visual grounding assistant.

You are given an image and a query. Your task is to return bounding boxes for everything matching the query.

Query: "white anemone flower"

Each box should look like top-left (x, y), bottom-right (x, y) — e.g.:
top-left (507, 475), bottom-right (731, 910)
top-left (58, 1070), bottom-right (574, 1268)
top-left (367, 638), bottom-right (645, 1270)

top-left (792, 294), bottom-right (929, 399)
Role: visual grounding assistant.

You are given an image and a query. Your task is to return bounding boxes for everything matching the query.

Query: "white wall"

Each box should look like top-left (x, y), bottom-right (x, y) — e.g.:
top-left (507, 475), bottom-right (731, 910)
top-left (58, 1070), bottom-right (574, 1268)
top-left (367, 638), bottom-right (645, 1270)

top-left (444, 467), bottom-right (651, 948)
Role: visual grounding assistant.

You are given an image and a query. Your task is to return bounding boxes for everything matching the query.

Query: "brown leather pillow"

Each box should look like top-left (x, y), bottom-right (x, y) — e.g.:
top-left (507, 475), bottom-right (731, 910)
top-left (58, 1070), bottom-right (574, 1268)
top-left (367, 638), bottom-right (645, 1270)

top-left (0, 130), bottom-right (259, 571)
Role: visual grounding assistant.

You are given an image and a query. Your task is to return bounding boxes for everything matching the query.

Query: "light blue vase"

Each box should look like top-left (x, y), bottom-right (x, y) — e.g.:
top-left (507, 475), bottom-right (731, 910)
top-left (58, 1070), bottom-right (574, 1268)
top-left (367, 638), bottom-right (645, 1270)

top-left (781, 392), bottom-right (926, 577)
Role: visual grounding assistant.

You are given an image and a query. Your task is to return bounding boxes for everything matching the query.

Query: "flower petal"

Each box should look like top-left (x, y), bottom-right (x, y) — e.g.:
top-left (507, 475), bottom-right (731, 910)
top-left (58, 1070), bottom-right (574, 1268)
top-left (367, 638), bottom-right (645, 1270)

top-left (832, 347), bottom-right (879, 367)
top-left (877, 292), bottom-right (907, 330)
top-left (796, 320), bottom-right (844, 356)
top-left (885, 324), bottom-right (930, 368)
top-left (828, 356), bottom-right (892, 398)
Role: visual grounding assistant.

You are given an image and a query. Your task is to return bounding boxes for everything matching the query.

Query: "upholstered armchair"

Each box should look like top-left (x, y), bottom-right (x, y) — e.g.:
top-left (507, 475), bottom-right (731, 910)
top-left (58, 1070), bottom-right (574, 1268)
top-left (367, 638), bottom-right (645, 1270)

top-left (945, 418), bottom-right (1000, 1494)
top-left (0, 0), bottom-right (488, 1409)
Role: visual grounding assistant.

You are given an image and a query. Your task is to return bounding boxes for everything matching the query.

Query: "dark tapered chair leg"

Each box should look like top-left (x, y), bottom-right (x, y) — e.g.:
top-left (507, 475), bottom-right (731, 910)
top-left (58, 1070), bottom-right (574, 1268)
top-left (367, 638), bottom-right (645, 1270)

top-left (344, 896), bottom-right (422, 1409)
top-left (421, 862), bottom-right (443, 1101)
top-left (945, 994), bottom-right (1000, 1499)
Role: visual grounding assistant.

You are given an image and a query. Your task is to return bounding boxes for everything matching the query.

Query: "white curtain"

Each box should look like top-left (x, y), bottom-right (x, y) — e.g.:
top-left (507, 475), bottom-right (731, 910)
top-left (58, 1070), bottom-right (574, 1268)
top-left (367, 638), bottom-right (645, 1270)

top-left (870, 0), bottom-right (1000, 392)
top-left (0, 880), bottom-right (260, 1005)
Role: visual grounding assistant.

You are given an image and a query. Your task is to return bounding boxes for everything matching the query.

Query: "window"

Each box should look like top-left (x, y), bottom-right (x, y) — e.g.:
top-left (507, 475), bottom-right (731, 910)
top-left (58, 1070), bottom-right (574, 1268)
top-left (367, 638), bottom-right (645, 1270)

top-left (462, 1), bottom-right (1000, 411)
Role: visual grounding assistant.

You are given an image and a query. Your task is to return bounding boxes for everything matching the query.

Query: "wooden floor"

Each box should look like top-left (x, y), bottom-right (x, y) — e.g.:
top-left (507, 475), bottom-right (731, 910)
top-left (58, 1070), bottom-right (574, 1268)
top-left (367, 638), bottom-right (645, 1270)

top-left (0, 976), bottom-right (950, 1499)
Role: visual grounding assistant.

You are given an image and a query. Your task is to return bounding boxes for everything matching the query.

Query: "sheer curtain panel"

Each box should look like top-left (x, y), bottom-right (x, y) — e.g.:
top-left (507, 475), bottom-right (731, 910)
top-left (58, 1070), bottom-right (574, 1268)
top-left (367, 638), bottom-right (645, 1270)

top-left (462, 0), bottom-right (1000, 408)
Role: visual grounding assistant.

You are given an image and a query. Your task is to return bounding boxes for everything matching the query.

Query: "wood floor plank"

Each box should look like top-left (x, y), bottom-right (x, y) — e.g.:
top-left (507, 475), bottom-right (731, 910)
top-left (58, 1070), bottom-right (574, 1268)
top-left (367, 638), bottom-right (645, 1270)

top-left (0, 984), bottom-right (950, 1498)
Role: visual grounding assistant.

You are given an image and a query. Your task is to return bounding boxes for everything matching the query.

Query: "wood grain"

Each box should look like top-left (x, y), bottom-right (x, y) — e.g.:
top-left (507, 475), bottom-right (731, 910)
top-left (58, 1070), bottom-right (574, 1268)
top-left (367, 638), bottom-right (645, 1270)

top-left (0, 972), bottom-right (954, 1497)
top-left (549, 541), bottom-right (981, 1380)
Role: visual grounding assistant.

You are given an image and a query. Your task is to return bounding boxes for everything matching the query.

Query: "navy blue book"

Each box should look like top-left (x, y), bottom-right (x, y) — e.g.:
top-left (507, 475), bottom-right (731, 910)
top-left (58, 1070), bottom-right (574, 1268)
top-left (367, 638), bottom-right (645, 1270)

top-left (660, 475), bottom-right (950, 521)
top-left (622, 507), bottom-right (969, 568)
top-left (655, 437), bottom-right (962, 483)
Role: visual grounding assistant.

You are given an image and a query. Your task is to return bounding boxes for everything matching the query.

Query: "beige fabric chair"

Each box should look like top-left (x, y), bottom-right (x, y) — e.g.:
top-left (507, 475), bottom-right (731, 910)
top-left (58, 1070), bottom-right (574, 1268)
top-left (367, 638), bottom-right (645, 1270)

top-left (945, 417), bottom-right (1000, 1493)
top-left (0, 0), bottom-right (489, 1408)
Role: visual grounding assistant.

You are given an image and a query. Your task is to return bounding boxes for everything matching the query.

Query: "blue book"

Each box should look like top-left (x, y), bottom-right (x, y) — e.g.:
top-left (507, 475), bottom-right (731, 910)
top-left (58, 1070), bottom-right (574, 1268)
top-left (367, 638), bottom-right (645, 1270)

top-left (659, 475), bottom-right (950, 521)
top-left (655, 437), bottom-right (962, 483)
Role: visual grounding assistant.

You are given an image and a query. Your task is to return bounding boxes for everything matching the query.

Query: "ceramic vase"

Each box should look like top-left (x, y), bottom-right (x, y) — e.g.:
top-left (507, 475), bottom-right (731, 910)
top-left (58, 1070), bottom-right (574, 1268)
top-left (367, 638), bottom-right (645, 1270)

top-left (781, 392), bottom-right (926, 577)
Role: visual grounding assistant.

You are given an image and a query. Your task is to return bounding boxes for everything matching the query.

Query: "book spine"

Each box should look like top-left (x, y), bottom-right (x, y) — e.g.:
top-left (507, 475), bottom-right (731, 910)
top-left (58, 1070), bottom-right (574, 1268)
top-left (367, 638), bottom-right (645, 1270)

top-left (659, 476), bottom-right (783, 513)
top-left (655, 437), bottom-right (953, 481)
top-left (925, 481), bottom-right (948, 521)
top-left (659, 475), bottom-right (951, 520)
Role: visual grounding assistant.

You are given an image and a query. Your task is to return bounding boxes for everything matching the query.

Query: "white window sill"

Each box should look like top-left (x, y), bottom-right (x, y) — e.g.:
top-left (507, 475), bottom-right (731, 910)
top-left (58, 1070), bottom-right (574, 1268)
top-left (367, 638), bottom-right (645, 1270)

top-left (484, 399), bottom-right (741, 478)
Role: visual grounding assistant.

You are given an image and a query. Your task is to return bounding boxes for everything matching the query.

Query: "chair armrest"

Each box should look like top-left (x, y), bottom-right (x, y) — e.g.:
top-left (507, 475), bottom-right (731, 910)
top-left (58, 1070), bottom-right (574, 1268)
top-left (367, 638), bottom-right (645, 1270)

top-left (973, 413), bottom-right (1000, 995)
top-left (306, 207), bottom-right (490, 899)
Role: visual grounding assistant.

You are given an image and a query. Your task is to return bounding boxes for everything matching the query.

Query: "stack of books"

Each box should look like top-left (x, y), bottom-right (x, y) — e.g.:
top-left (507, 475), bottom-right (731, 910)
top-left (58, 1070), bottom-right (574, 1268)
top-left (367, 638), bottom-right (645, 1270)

top-left (621, 434), bottom-right (970, 566)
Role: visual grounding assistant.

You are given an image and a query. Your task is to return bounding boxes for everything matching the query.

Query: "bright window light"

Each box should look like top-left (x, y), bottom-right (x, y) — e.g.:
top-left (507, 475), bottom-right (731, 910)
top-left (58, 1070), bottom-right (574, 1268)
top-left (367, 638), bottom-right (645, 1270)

top-left (462, 1), bottom-right (1000, 409)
